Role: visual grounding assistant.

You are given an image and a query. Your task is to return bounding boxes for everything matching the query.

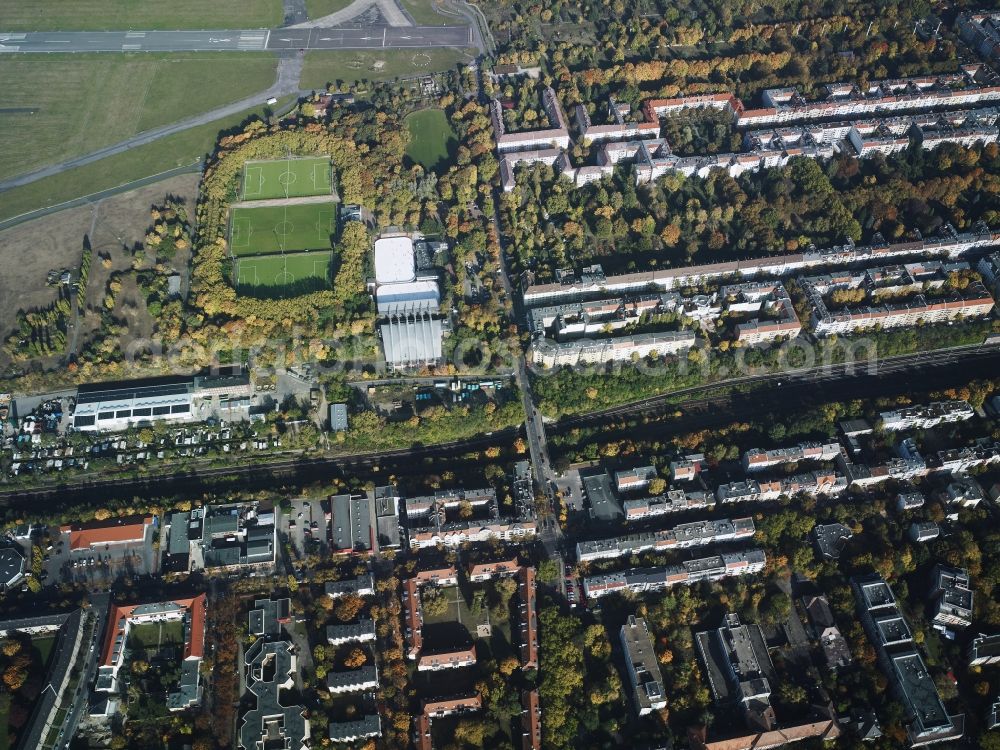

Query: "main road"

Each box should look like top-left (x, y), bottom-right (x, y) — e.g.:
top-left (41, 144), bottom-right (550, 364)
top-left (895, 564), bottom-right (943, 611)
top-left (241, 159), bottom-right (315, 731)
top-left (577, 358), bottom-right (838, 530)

top-left (0, 26), bottom-right (474, 52)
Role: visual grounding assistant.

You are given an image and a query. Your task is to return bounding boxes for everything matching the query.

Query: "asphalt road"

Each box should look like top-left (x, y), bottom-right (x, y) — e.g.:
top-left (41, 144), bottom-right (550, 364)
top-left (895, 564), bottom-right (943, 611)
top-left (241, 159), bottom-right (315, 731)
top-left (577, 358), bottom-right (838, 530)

top-left (0, 26), bottom-right (473, 52)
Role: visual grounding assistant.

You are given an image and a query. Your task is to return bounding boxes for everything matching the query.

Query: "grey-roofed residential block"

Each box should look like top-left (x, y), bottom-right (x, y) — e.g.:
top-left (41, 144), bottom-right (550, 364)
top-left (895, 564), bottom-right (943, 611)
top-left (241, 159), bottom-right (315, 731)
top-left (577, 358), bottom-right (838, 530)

top-left (969, 634), bottom-right (1000, 666)
top-left (329, 714), bottom-right (381, 743)
top-left (583, 473), bottom-right (623, 521)
top-left (326, 618), bottom-right (376, 646)
top-left (249, 598), bottom-right (290, 636)
top-left (325, 574), bottom-right (375, 599)
top-left (813, 522), bottom-right (853, 560)
top-left (576, 518), bottom-right (755, 562)
top-left (620, 615), bottom-right (666, 716)
top-left (326, 665), bottom-right (379, 694)
top-left (853, 573), bottom-right (964, 746)
top-left (0, 546), bottom-right (25, 589)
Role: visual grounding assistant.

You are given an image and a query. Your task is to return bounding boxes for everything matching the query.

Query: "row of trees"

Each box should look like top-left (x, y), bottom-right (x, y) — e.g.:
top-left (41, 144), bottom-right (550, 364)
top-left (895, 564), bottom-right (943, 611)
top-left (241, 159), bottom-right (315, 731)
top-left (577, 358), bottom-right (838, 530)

top-left (489, 0), bottom-right (943, 67)
top-left (506, 141), bottom-right (1000, 283)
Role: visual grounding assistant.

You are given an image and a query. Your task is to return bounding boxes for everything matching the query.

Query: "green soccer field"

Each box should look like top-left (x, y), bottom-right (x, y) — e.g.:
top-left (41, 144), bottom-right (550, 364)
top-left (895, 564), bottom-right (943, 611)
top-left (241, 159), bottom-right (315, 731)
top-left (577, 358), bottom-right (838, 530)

top-left (241, 156), bottom-right (333, 200)
top-left (235, 251), bottom-right (333, 289)
top-left (230, 203), bottom-right (336, 255)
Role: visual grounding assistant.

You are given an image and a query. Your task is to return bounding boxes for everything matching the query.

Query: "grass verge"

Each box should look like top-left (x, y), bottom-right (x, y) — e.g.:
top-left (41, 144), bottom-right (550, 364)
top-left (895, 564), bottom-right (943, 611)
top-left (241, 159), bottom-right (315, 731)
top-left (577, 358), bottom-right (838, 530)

top-left (0, 52), bottom-right (278, 181)
top-left (304, 0), bottom-right (357, 19)
top-left (0, 97), bottom-right (295, 223)
top-left (399, 0), bottom-right (453, 24)
top-left (300, 47), bottom-right (473, 87)
top-left (0, 0), bottom-right (281, 30)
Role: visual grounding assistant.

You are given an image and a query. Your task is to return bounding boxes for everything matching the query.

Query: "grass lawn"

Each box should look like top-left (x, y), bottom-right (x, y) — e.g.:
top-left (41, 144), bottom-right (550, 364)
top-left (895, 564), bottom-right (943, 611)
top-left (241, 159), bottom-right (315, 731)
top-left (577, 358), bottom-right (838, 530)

top-left (0, 52), bottom-right (278, 181)
top-left (0, 96), bottom-right (295, 223)
top-left (405, 109), bottom-right (457, 172)
top-left (0, 0), bottom-right (281, 30)
top-left (128, 619), bottom-right (186, 649)
top-left (399, 0), bottom-right (452, 25)
top-left (300, 47), bottom-right (473, 87)
top-left (305, 0), bottom-right (356, 19)
top-left (242, 157), bottom-right (333, 200)
top-left (235, 251), bottom-right (333, 289)
top-left (32, 636), bottom-right (56, 667)
top-left (230, 203), bottom-right (336, 255)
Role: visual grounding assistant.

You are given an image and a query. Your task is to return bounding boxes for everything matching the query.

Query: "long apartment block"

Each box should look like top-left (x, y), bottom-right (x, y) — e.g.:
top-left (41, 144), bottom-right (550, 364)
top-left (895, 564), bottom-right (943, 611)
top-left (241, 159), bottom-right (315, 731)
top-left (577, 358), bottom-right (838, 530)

top-left (879, 400), bottom-right (975, 431)
top-left (806, 279), bottom-right (994, 337)
top-left (716, 471), bottom-right (846, 503)
top-left (575, 517), bottom-right (755, 562)
top-left (582, 549), bottom-right (766, 599)
top-left (852, 574), bottom-right (964, 746)
top-left (738, 72), bottom-right (1000, 127)
top-left (623, 488), bottom-right (713, 521)
top-left (742, 441), bottom-right (841, 472)
top-left (530, 330), bottom-right (695, 368)
top-left (521, 224), bottom-right (998, 305)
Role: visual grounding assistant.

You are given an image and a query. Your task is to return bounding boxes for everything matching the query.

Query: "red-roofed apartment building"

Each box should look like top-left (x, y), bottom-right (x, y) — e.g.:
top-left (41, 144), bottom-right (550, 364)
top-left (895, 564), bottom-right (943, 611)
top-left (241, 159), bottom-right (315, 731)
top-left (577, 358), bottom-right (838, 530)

top-left (60, 515), bottom-right (153, 552)
top-left (96, 594), bottom-right (207, 711)
top-left (467, 558), bottom-right (520, 582)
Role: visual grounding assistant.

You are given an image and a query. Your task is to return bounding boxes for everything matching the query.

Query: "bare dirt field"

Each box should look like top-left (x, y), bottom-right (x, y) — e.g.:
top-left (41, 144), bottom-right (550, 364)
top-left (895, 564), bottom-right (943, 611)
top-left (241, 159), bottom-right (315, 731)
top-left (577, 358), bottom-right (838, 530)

top-left (0, 173), bottom-right (200, 361)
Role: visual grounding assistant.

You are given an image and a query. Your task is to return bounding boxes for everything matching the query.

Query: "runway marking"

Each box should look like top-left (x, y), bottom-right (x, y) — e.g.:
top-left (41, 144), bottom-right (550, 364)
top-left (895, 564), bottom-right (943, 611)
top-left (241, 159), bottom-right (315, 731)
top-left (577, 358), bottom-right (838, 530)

top-left (264, 29), bottom-right (271, 47)
top-left (383, 28), bottom-right (387, 47)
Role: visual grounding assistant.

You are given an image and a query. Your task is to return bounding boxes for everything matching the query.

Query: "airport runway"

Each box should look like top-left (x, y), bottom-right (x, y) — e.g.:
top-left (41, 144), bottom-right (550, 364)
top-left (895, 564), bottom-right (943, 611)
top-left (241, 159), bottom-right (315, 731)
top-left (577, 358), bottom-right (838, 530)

top-left (0, 26), bottom-right (474, 53)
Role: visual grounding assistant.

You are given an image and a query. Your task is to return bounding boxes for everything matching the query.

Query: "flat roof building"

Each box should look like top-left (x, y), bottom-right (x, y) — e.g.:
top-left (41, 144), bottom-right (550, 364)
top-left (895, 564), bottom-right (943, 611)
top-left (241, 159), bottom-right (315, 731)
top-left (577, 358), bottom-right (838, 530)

top-left (330, 493), bottom-right (375, 554)
top-left (166, 504), bottom-right (275, 571)
top-left (930, 565), bottom-right (973, 630)
top-left (853, 574), bottom-right (963, 747)
top-left (0, 546), bottom-right (26, 589)
top-left (621, 615), bottom-right (666, 716)
top-left (374, 236), bottom-right (417, 284)
top-left (249, 597), bottom-right (290, 636)
top-left (240, 636), bottom-right (309, 750)
top-left (72, 378), bottom-right (194, 432)
top-left (695, 612), bottom-right (776, 732)
top-left (583, 472), bottom-right (623, 521)
top-left (329, 403), bottom-right (348, 432)
top-left (968, 634), bottom-right (1000, 666)
top-left (813, 523), bottom-right (853, 560)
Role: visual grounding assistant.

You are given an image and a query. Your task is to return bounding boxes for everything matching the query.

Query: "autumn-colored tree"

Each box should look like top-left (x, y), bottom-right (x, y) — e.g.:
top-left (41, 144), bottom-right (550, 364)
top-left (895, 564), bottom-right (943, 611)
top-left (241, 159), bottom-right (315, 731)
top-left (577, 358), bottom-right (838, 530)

top-left (2, 665), bottom-right (26, 692)
top-left (343, 647), bottom-right (367, 669)
top-left (334, 594), bottom-right (365, 622)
